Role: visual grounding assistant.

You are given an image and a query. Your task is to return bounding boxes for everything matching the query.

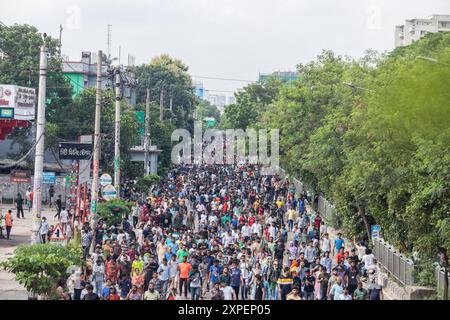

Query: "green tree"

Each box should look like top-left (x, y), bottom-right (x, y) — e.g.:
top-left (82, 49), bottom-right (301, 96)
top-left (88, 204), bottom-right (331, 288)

top-left (220, 78), bottom-right (281, 130)
top-left (195, 99), bottom-right (221, 127)
top-left (53, 88), bottom-right (140, 178)
top-left (0, 242), bottom-right (83, 299)
top-left (134, 54), bottom-right (196, 129)
top-left (135, 174), bottom-right (161, 193)
top-left (0, 24), bottom-right (73, 159)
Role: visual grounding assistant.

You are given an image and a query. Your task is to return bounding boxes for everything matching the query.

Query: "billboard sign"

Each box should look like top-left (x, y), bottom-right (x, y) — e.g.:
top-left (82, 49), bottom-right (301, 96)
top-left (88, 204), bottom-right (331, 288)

top-left (0, 108), bottom-right (14, 119)
top-left (100, 173), bottom-right (112, 187)
top-left (58, 142), bottom-right (93, 160)
top-left (78, 135), bottom-right (92, 184)
top-left (0, 85), bottom-right (36, 120)
top-left (102, 184), bottom-right (117, 200)
top-left (10, 169), bottom-right (31, 183)
top-left (371, 225), bottom-right (381, 239)
top-left (42, 172), bottom-right (56, 184)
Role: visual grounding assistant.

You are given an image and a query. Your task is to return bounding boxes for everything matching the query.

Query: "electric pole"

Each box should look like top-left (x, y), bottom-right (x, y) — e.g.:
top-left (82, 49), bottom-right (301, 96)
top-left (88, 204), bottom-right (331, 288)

top-left (144, 88), bottom-right (151, 175)
top-left (169, 95), bottom-right (173, 122)
top-left (114, 68), bottom-right (121, 195)
top-left (59, 24), bottom-right (63, 57)
top-left (31, 39), bottom-right (47, 244)
top-left (89, 50), bottom-right (102, 245)
top-left (159, 88), bottom-right (164, 122)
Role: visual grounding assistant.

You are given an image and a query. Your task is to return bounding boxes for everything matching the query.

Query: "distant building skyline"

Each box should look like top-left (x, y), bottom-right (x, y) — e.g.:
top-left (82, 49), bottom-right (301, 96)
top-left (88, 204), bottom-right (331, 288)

top-left (395, 14), bottom-right (450, 48)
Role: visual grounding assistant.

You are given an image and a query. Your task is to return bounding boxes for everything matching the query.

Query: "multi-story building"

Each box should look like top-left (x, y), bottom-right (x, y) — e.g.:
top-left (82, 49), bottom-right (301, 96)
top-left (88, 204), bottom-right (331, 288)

top-left (395, 14), bottom-right (450, 48)
top-left (205, 92), bottom-right (228, 114)
top-left (62, 51), bottom-right (137, 105)
top-left (258, 71), bottom-right (298, 82)
top-left (193, 80), bottom-right (205, 99)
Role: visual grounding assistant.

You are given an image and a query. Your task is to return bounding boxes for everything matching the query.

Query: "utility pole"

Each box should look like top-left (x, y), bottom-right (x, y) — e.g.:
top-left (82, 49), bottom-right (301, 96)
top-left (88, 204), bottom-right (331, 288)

top-left (89, 50), bottom-right (103, 247)
top-left (31, 38), bottom-right (47, 244)
top-left (114, 68), bottom-right (121, 195)
top-left (59, 24), bottom-right (63, 57)
top-left (439, 247), bottom-right (449, 300)
top-left (159, 88), bottom-right (164, 122)
top-left (144, 88), bottom-right (151, 175)
top-left (169, 95), bottom-right (173, 118)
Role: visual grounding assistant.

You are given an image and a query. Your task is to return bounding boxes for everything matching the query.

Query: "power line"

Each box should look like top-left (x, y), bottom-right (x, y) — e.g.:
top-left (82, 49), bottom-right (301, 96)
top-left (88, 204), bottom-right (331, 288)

top-left (191, 75), bottom-right (255, 83)
top-left (0, 132), bottom-right (44, 169)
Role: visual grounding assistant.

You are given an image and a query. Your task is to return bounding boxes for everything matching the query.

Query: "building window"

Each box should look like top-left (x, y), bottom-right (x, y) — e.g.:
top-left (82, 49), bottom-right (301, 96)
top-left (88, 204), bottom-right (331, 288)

top-left (439, 21), bottom-right (449, 28)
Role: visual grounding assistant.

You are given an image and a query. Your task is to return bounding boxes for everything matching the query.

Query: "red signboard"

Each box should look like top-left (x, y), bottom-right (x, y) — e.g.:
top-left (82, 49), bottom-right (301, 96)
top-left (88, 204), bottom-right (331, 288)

top-left (10, 170), bottom-right (31, 183)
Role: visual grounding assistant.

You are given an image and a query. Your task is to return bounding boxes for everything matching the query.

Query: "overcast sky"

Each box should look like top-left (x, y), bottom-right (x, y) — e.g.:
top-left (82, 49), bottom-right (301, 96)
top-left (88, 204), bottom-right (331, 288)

top-left (2, 0), bottom-right (449, 94)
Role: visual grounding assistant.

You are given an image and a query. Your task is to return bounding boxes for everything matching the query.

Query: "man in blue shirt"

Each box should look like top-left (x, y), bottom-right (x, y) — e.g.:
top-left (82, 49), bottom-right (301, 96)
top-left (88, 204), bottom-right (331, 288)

top-left (102, 278), bottom-right (112, 299)
top-left (333, 233), bottom-right (345, 256)
top-left (208, 259), bottom-right (222, 289)
top-left (229, 260), bottom-right (242, 299)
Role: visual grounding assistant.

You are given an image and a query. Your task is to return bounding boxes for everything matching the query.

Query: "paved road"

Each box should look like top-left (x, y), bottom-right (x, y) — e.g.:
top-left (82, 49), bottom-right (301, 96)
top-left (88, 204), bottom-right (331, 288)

top-left (0, 206), bottom-right (59, 300)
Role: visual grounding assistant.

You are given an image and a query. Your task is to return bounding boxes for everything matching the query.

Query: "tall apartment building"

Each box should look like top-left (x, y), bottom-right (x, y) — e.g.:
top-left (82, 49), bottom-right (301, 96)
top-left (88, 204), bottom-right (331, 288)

top-left (395, 14), bottom-right (450, 48)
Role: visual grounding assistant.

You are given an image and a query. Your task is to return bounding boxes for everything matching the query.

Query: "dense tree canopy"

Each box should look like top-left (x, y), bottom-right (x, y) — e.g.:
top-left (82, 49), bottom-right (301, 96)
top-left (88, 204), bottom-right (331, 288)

top-left (0, 24), bottom-right (200, 179)
top-left (221, 33), bottom-right (450, 283)
top-left (134, 54), bottom-right (196, 130)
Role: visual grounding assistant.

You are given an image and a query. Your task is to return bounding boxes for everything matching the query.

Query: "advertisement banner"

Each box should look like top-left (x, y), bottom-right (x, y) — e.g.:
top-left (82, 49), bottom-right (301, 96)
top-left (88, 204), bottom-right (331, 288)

top-left (0, 85), bottom-right (36, 120)
top-left (42, 172), bottom-right (56, 184)
top-left (10, 169), bottom-right (31, 183)
top-left (79, 135), bottom-right (93, 184)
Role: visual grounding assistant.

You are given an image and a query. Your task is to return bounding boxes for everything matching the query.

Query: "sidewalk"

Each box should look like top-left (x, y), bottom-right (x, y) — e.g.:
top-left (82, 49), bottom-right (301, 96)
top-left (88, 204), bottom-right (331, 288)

top-left (0, 206), bottom-right (59, 300)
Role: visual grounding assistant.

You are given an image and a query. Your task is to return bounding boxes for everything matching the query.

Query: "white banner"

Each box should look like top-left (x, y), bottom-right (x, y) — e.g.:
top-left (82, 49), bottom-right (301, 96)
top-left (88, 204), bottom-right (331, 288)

top-left (0, 85), bottom-right (36, 120)
top-left (78, 135), bottom-right (92, 184)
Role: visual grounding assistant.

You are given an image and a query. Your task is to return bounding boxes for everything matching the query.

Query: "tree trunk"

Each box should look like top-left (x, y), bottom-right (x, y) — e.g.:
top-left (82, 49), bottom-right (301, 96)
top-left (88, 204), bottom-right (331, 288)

top-left (356, 200), bottom-right (371, 245)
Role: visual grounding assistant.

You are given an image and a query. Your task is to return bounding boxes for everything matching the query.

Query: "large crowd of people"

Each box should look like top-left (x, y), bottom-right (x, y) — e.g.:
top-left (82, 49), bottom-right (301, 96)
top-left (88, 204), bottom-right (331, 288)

top-left (56, 163), bottom-right (383, 300)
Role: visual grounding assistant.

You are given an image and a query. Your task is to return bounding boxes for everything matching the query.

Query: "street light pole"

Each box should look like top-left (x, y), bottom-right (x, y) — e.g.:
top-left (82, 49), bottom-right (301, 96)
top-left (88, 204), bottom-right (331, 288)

top-left (144, 88), bottom-right (151, 175)
top-left (342, 82), bottom-right (374, 92)
top-left (114, 68), bottom-right (121, 195)
top-left (89, 50), bottom-right (102, 244)
top-left (31, 39), bottom-right (47, 244)
top-left (416, 55), bottom-right (450, 67)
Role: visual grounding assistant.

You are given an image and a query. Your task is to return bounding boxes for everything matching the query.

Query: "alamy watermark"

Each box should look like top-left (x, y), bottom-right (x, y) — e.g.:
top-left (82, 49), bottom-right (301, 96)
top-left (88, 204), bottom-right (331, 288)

top-left (171, 122), bottom-right (279, 175)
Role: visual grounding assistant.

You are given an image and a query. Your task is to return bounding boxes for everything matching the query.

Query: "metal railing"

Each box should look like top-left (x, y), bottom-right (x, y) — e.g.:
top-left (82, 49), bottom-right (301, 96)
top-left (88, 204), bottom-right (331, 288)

top-left (317, 194), bottom-right (339, 227)
top-left (373, 238), bottom-right (415, 286)
top-left (276, 166), bottom-right (435, 291)
top-left (435, 266), bottom-right (450, 299)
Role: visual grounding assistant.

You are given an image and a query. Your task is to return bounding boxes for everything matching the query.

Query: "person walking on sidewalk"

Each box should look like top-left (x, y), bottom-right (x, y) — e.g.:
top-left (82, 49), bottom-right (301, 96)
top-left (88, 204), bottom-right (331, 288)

top-left (4, 209), bottom-right (13, 240)
top-left (26, 187), bottom-right (32, 212)
top-left (39, 217), bottom-right (49, 243)
top-left (55, 195), bottom-right (62, 220)
top-left (15, 193), bottom-right (24, 219)
top-left (48, 185), bottom-right (55, 208)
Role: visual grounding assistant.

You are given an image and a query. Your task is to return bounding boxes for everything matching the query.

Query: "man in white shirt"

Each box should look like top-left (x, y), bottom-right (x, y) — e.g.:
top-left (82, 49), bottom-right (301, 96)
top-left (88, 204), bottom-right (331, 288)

top-left (321, 233), bottom-right (331, 253)
top-left (60, 207), bottom-right (69, 233)
top-left (200, 212), bottom-right (208, 225)
top-left (208, 214), bottom-right (218, 225)
top-left (362, 249), bottom-right (376, 270)
top-left (251, 222), bottom-right (262, 236)
top-left (268, 223), bottom-right (277, 239)
top-left (220, 281), bottom-right (236, 300)
top-left (223, 231), bottom-right (234, 247)
top-left (241, 222), bottom-right (251, 238)
top-left (337, 287), bottom-right (353, 300)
